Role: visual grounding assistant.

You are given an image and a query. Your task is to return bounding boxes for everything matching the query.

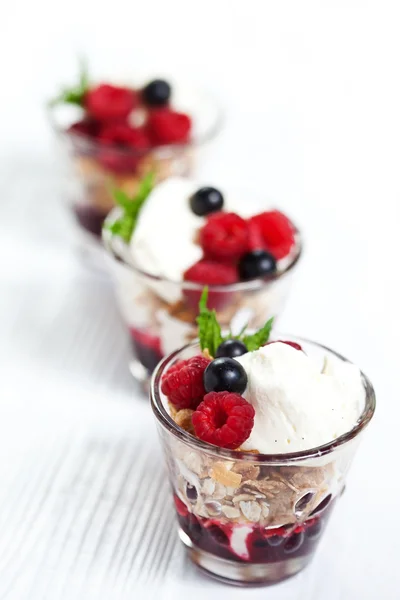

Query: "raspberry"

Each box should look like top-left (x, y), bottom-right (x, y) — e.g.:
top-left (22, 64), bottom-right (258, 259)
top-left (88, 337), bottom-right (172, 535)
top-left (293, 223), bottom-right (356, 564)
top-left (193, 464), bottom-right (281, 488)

top-left (183, 259), bottom-right (237, 311)
top-left (200, 213), bottom-right (249, 262)
top-left (85, 84), bottom-right (137, 122)
top-left (249, 210), bottom-right (295, 260)
top-left (268, 340), bottom-right (303, 351)
top-left (68, 118), bottom-right (100, 138)
top-left (192, 391), bottom-right (255, 449)
top-left (147, 109), bottom-right (192, 144)
top-left (161, 356), bottom-right (210, 410)
top-left (98, 123), bottom-right (150, 149)
top-left (97, 124), bottom-right (150, 173)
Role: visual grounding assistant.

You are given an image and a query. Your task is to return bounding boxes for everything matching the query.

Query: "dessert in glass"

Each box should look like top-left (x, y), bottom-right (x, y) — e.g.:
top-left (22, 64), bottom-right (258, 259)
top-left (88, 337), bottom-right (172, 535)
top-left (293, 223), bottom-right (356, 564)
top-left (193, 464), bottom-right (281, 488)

top-left (151, 292), bottom-right (375, 585)
top-left (48, 62), bottom-right (222, 239)
top-left (102, 176), bottom-right (302, 385)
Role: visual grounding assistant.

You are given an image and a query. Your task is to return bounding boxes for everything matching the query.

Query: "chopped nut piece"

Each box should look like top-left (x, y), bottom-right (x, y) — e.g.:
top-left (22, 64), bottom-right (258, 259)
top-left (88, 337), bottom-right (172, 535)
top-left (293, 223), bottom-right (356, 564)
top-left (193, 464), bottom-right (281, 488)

top-left (209, 462), bottom-right (242, 488)
top-left (239, 501), bottom-right (261, 522)
top-left (174, 409), bottom-right (195, 434)
top-left (221, 505), bottom-right (241, 519)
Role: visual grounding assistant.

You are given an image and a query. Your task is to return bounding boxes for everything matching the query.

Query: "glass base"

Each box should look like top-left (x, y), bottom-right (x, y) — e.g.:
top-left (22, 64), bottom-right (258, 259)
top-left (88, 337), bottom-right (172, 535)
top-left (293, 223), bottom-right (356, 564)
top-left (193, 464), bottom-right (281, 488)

top-left (179, 528), bottom-right (311, 586)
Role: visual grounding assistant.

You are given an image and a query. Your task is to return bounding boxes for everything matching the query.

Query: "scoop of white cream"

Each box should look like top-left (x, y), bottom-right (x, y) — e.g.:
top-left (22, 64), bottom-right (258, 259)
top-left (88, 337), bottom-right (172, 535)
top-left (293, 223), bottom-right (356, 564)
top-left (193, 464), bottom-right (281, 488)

top-left (236, 342), bottom-right (364, 453)
top-left (130, 177), bottom-right (203, 283)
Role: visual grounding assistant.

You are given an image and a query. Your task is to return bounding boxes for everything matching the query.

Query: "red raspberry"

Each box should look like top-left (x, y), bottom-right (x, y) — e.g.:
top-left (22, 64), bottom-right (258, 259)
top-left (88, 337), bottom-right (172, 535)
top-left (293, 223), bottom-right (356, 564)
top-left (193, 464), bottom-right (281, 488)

top-left (68, 118), bottom-right (100, 138)
top-left (268, 340), bottom-right (303, 351)
top-left (249, 210), bottom-right (295, 260)
top-left (147, 109), bottom-right (192, 144)
top-left (85, 84), bottom-right (137, 122)
top-left (98, 123), bottom-right (150, 148)
top-left (183, 259), bottom-right (237, 312)
top-left (161, 356), bottom-right (210, 410)
top-left (200, 213), bottom-right (249, 262)
top-left (192, 391), bottom-right (255, 449)
top-left (97, 124), bottom-right (150, 173)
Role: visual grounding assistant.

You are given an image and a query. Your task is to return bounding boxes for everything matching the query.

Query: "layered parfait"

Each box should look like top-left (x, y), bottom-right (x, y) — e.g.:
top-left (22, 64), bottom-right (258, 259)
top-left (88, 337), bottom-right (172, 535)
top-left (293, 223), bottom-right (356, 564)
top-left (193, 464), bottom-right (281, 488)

top-left (151, 290), bottom-right (375, 584)
top-left (103, 175), bottom-right (302, 382)
top-left (50, 63), bottom-right (221, 237)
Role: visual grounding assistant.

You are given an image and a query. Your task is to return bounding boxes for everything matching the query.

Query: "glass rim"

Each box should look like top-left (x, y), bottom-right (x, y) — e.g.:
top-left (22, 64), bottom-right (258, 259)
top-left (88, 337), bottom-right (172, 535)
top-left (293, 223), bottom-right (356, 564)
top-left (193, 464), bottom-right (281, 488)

top-left (102, 209), bottom-right (303, 290)
top-left (150, 336), bottom-right (376, 464)
top-left (46, 85), bottom-right (225, 154)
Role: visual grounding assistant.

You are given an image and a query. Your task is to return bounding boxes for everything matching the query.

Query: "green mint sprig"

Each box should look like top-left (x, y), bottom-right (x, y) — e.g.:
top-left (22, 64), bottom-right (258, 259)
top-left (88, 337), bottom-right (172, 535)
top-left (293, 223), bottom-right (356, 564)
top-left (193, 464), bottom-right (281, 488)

top-left (197, 287), bottom-right (274, 356)
top-left (197, 288), bottom-right (223, 356)
top-left (106, 172), bottom-right (155, 243)
top-left (50, 57), bottom-right (89, 107)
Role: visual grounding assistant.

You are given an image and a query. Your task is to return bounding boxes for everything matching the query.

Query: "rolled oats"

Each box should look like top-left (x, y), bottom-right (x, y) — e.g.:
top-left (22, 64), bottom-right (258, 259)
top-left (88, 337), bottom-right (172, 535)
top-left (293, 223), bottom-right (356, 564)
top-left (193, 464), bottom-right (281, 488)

top-left (221, 505), bottom-right (241, 519)
top-left (201, 478), bottom-right (216, 496)
top-left (204, 500), bottom-right (222, 517)
top-left (239, 501), bottom-right (262, 522)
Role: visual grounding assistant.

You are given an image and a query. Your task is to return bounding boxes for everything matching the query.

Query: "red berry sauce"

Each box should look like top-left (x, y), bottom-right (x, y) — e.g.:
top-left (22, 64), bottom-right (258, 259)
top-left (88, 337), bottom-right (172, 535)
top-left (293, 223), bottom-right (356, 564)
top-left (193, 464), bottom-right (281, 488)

top-left (175, 493), bottom-right (333, 564)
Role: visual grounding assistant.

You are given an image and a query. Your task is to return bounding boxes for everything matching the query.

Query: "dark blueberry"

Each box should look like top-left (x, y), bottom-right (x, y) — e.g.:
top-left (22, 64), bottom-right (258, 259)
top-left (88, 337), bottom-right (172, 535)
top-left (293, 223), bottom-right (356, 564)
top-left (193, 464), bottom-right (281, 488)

top-left (310, 494), bottom-right (332, 516)
top-left (215, 339), bottom-right (248, 359)
top-left (238, 250), bottom-right (277, 281)
top-left (142, 79), bottom-right (171, 107)
top-left (186, 484), bottom-right (198, 502)
top-left (283, 531), bottom-right (304, 554)
top-left (189, 187), bottom-right (224, 216)
top-left (203, 357), bottom-right (247, 395)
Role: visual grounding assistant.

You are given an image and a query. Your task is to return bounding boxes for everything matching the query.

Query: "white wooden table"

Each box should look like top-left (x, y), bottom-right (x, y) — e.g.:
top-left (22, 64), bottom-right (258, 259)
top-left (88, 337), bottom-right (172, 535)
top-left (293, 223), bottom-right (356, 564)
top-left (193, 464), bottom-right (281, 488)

top-left (0, 152), bottom-right (398, 600)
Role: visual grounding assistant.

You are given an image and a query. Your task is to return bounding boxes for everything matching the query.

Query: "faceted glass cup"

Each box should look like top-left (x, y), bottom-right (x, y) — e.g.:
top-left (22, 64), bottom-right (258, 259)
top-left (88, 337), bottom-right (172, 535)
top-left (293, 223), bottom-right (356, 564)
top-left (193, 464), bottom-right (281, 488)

top-left (48, 81), bottom-right (223, 240)
top-left (103, 217), bottom-right (302, 387)
top-left (150, 338), bottom-right (375, 585)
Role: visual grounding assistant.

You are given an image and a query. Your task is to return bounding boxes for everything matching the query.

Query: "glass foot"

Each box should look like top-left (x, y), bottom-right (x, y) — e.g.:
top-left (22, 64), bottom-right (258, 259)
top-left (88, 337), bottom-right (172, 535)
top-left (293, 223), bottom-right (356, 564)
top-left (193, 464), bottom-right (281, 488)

top-left (179, 528), bottom-right (311, 586)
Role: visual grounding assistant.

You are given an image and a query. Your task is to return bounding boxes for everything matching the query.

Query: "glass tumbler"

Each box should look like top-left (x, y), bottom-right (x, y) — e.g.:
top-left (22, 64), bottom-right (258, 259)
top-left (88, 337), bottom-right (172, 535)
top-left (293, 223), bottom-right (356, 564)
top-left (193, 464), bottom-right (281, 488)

top-left (151, 338), bottom-right (375, 585)
top-left (48, 81), bottom-right (223, 241)
top-left (103, 221), bottom-right (302, 386)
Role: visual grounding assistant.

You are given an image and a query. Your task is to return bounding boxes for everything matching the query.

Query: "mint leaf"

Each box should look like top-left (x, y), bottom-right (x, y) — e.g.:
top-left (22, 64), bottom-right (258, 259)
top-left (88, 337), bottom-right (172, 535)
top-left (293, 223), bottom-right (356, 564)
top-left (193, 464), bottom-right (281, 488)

top-left (50, 58), bottom-right (90, 107)
top-left (196, 288), bottom-right (223, 356)
top-left (242, 317), bottom-right (274, 352)
top-left (106, 172), bottom-right (155, 243)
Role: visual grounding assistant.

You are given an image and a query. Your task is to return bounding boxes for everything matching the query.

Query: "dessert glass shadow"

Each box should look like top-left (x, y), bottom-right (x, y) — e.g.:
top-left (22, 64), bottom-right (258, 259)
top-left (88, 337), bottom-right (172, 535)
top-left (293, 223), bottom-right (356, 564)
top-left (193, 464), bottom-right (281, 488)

top-left (151, 337), bottom-right (375, 585)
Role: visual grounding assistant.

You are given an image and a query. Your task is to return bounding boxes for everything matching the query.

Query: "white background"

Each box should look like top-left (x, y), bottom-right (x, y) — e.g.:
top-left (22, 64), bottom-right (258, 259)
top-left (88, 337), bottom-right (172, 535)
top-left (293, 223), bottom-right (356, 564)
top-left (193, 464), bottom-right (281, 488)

top-left (1, 1), bottom-right (399, 598)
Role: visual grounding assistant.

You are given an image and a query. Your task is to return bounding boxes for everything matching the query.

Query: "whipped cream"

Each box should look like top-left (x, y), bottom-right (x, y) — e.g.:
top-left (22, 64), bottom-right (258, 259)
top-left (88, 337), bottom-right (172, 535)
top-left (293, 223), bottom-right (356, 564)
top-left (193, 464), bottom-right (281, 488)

top-left (130, 178), bottom-right (203, 284)
top-left (236, 342), bottom-right (364, 454)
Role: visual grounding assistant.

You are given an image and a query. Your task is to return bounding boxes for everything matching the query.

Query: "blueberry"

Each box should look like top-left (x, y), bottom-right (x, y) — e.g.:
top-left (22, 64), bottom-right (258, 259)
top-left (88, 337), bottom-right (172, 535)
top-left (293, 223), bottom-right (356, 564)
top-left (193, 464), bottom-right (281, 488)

top-left (238, 250), bottom-right (277, 281)
top-left (189, 187), bottom-right (224, 216)
top-left (203, 357), bottom-right (247, 394)
top-left (142, 79), bottom-right (171, 107)
top-left (215, 339), bottom-right (248, 359)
